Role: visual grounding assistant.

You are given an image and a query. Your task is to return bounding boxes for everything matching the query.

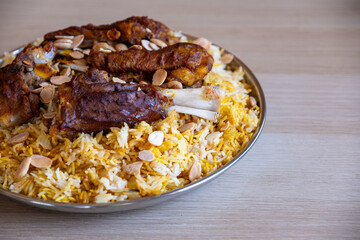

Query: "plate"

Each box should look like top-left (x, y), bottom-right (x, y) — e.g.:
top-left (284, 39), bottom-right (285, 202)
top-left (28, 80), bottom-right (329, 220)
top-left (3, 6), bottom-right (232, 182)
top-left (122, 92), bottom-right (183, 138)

top-left (0, 35), bottom-right (266, 213)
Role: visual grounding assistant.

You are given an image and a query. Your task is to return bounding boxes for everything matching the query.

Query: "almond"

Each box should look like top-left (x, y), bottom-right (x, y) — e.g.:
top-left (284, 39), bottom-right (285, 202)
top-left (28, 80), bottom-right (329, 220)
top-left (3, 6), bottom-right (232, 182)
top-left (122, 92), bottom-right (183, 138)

top-left (189, 162), bottom-right (201, 182)
top-left (219, 53), bottom-right (234, 65)
top-left (141, 39), bottom-right (152, 51)
top-left (55, 35), bottom-right (74, 39)
top-left (138, 150), bottom-right (154, 162)
top-left (115, 43), bottom-right (128, 51)
top-left (43, 112), bottom-right (57, 119)
top-left (69, 51), bottom-right (84, 59)
top-left (152, 69), bottom-right (167, 86)
top-left (50, 75), bottom-right (71, 85)
top-left (129, 45), bottom-right (143, 50)
top-left (112, 77), bottom-right (126, 83)
top-left (249, 96), bottom-right (257, 107)
top-left (54, 42), bottom-right (72, 49)
top-left (124, 161), bottom-right (143, 175)
top-left (71, 34), bottom-right (84, 49)
top-left (72, 59), bottom-right (87, 66)
top-left (82, 49), bottom-right (91, 55)
top-left (148, 131), bottom-right (164, 146)
top-left (31, 87), bottom-right (43, 94)
top-left (150, 38), bottom-right (167, 48)
top-left (92, 42), bottom-right (115, 52)
top-left (193, 37), bottom-right (212, 49)
top-left (15, 157), bottom-right (32, 179)
top-left (40, 85), bottom-right (55, 104)
top-left (8, 132), bottom-right (29, 144)
top-left (30, 155), bottom-right (52, 168)
top-left (179, 122), bottom-right (197, 133)
top-left (60, 67), bottom-right (71, 77)
top-left (164, 81), bottom-right (182, 89)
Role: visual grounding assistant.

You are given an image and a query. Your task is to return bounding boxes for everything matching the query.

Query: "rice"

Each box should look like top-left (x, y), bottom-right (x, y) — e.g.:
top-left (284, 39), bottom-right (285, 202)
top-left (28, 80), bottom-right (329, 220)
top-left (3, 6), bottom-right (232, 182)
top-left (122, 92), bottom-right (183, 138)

top-left (0, 36), bottom-right (260, 203)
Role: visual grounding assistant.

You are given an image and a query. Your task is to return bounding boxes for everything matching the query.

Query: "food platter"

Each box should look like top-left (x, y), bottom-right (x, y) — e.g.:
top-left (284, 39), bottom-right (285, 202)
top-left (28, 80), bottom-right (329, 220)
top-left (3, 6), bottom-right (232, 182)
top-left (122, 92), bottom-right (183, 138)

top-left (0, 34), bottom-right (266, 213)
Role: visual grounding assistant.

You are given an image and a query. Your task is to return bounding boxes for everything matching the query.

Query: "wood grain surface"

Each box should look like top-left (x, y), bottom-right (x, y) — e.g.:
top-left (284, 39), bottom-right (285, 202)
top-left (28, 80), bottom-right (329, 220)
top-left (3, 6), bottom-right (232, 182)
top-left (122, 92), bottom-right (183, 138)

top-left (0, 0), bottom-right (359, 239)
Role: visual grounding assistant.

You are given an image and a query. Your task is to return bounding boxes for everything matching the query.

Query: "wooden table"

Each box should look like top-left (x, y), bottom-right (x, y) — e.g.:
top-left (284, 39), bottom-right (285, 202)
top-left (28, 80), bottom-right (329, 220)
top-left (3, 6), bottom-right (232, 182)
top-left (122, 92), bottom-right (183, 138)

top-left (0, 0), bottom-right (359, 239)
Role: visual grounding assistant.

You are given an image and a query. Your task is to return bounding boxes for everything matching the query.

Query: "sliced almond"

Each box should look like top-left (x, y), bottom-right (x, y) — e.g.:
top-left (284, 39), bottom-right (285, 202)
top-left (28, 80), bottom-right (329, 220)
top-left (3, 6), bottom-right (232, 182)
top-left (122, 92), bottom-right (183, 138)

top-left (31, 87), bottom-right (43, 94)
top-left (138, 150), bottom-right (154, 162)
top-left (69, 51), bottom-right (84, 59)
top-left (141, 39), bottom-right (152, 51)
top-left (40, 82), bottom-right (51, 87)
top-left (71, 34), bottom-right (84, 49)
top-left (40, 85), bottom-right (55, 104)
top-left (52, 62), bottom-right (60, 72)
top-left (139, 81), bottom-right (149, 85)
top-left (43, 112), bottom-right (57, 119)
top-left (124, 161), bottom-right (143, 175)
top-left (23, 60), bottom-right (32, 66)
top-left (115, 43), bottom-right (128, 51)
top-left (60, 67), bottom-right (71, 77)
top-left (15, 157), bottom-right (32, 179)
top-left (193, 37), bottom-right (212, 49)
top-left (179, 122), bottom-right (197, 133)
top-left (220, 121), bottom-right (230, 131)
top-left (219, 53), bottom-right (234, 65)
top-left (55, 38), bottom-right (73, 44)
top-left (129, 45), bottom-right (143, 50)
top-left (148, 131), bottom-right (164, 146)
top-left (54, 42), bottom-right (72, 49)
top-left (99, 48), bottom-right (112, 53)
top-left (149, 42), bottom-right (159, 51)
top-left (189, 162), bottom-right (201, 182)
top-left (164, 81), bottom-right (182, 89)
top-left (8, 132), bottom-right (29, 144)
top-left (72, 59), bottom-right (87, 66)
top-left (55, 35), bottom-right (74, 39)
top-left (82, 49), bottom-right (91, 55)
top-left (30, 155), bottom-right (52, 168)
top-left (92, 42), bottom-right (115, 52)
top-left (150, 38), bottom-right (167, 48)
top-left (152, 69), bottom-right (167, 86)
top-left (112, 77), bottom-right (126, 83)
top-left (50, 75), bottom-right (71, 85)
top-left (249, 96), bottom-right (257, 107)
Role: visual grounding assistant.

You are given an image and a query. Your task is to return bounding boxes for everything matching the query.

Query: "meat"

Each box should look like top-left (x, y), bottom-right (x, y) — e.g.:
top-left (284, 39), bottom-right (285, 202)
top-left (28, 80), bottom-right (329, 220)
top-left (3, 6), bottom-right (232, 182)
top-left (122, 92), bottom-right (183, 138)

top-left (0, 41), bottom-right (57, 127)
top-left (50, 69), bottom-right (170, 134)
top-left (90, 43), bottom-right (214, 86)
top-left (44, 16), bottom-right (175, 45)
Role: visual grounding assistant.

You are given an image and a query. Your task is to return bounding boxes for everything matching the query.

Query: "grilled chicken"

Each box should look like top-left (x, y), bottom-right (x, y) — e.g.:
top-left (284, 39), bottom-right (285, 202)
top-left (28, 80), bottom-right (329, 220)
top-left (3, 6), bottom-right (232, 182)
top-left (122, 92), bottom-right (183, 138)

top-left (90, 43), bottom-right (214, 86)
top-left (44, 16), bottom-right (176, 45)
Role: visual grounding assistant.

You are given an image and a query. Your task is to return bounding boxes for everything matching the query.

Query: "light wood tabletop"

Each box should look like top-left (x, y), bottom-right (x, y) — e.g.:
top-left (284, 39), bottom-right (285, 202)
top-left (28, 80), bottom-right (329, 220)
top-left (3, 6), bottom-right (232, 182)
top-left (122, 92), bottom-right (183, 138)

top-left (0, 0), bottom-right (359, 239)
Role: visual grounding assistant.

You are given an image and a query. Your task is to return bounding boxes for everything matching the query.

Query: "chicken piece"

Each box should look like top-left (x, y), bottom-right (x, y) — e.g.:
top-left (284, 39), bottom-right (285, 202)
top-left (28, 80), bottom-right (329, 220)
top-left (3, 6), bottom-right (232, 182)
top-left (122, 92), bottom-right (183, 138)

top-left (44, 16), bottom-right (175, 45)
top-left (0, 42), bottom-right (58, 127)
top-left (50, 69), bottom-right (170, 134)
top-left (90, 43), bottom-right (214, 87)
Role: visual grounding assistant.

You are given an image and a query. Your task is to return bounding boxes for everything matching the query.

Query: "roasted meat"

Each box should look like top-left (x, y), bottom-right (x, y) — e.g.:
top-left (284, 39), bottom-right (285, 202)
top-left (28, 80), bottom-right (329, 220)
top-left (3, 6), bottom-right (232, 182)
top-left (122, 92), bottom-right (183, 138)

top-left (44, 16), bottom-right (175, 45)
top-left (51, 69), bottom-right (170, 134)
top-left (0, 42), bottom-right (57, 127)
top-left (90, 43), bottom-right (214, 86)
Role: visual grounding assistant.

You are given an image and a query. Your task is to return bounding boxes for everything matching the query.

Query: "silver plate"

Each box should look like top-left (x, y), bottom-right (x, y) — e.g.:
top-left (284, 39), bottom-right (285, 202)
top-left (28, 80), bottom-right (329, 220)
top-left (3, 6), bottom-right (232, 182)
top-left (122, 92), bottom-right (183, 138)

top-left (0, 36), bottom-right (266, 213)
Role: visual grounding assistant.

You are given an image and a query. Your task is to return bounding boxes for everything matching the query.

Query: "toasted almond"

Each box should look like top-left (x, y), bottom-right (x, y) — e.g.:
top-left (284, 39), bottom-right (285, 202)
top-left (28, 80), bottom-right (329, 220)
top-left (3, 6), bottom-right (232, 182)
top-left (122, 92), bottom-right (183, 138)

top-left (220, 121), bottom-right (230, 131)
top-left (164, 81), bottom-right (182, 89)
top-left (31, 87), bottom-right (43, 94)
top-left (148, 131), bottom-right (164, 146)
top-left (82, 49), bottom-right (91, 55)
top-left (54, 42), bottom-right (72, 49)
top-left (249, 96), bottom-right (257, 107)
top-left (179, 122), bottom-right (197, 133)
top-left (40, 85), bottom-right (55, 104)
top-left (112, 77), bottom-right (126, 83)
top-left (40, 82), bottom-right (51, 87)
top-left (138, 150), bottom-right (154, 161)
top-left (189, 162), bottom-right (201, 182)
top-left (139, 81), bottom-right (149, 85)
top-left (60, 67), bottom-right (71, 77)
top-left (30, 155), bottom-right (52, 168)
top-left (124, 161), bottom-right (143, 175)
top-left (152, 69), bottom-right (167, 86)
top-left (52, 62), bottom-right (60, 72)
top-left (141, 39), bottom-right (152, 51)
top-left (55, 38), bottom-right (73, 44)
top-left (115, 43), bottom-right (128, 51)
top-left (150, 38), bottom-right (167, 48)
top-left (69, 51), bottom-right (84, 59)
top-left (71, 34), bottom-right (84, 49)
top-left (15, 157), bottom-right (32, 179)
top-left (193, 37), bottom-right (212, 49)
top-left (129, 45), bottom-right (143, 50)
top-left (23, 60), bottom-right (32, 66)
top-left (149, 42), bottom-right (159, 51)
top-left (219, 53), bottom-right (234, 65)
top-left (8, 132), bottom-right (29, 144)
top-left (55, 35), bottom-right (74, 39)
top-left (92, 42), bottom-right (115, 52)
top-left (43, 112), bottom-right (57, 119)
top-left (99, 48), bottom-right (112, 53)
top-left (72, 59), bottom-right (87, 66)
top-left (50, 75), bottom-right (71, 85)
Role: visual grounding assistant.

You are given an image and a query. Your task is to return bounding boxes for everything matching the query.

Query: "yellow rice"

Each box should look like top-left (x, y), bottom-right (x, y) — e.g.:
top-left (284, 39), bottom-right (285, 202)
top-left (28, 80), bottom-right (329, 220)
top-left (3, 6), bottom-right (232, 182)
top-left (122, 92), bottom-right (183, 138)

top-left (0, 39), bottom-right (260, 203)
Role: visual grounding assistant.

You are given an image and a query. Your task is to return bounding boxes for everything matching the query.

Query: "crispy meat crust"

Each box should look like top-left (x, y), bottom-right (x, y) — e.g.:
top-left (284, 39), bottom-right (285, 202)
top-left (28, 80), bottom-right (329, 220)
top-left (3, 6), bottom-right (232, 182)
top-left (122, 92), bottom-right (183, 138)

top-left (44, 16), bottom-right (174, 45)
top-left (51, 69), bottom-right (170, 134)
top-left (89, 43), bottom-right (214, 86)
